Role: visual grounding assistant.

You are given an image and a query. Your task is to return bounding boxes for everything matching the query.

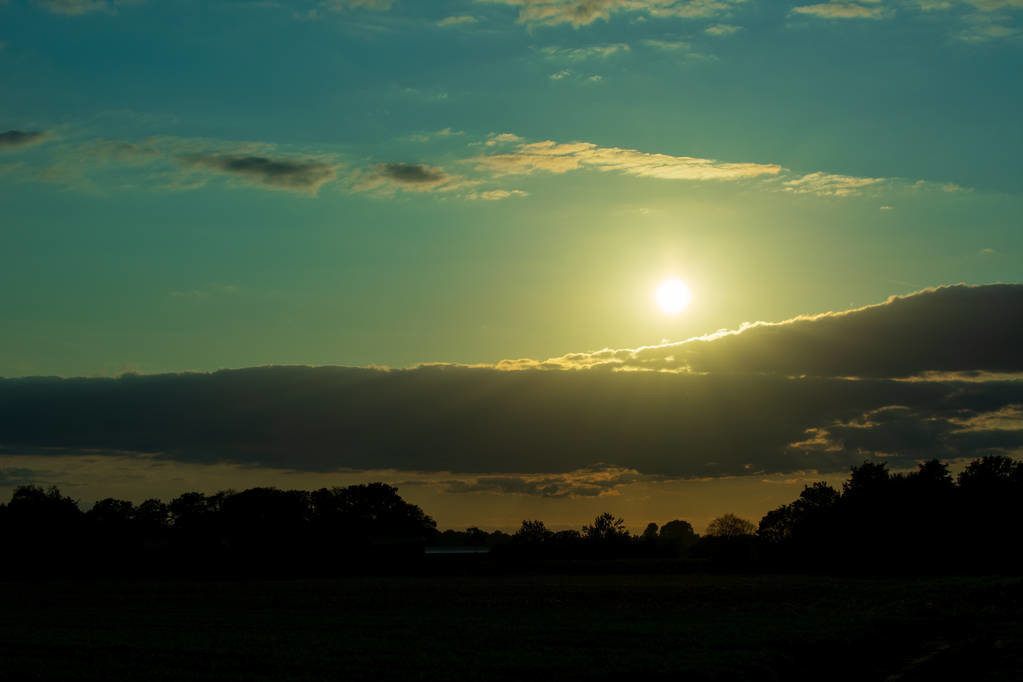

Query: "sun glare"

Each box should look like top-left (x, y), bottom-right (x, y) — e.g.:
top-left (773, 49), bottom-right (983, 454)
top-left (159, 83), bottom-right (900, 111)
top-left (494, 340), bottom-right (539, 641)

top-left (656, 278), bottom-right (692, 315)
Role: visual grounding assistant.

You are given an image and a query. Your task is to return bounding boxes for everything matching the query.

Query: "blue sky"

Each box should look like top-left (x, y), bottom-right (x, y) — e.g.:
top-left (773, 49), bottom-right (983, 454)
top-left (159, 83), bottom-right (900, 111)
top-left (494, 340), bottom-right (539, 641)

top-left (2, 0), bottom-right (1022, 527)
top-left (3, 0), bottom-right (1022, 376)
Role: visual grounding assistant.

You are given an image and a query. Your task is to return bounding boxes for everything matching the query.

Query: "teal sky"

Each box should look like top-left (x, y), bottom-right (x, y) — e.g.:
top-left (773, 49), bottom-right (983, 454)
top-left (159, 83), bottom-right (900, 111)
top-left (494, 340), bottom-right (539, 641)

top-left (2, 0), bottom-right (1021, 377)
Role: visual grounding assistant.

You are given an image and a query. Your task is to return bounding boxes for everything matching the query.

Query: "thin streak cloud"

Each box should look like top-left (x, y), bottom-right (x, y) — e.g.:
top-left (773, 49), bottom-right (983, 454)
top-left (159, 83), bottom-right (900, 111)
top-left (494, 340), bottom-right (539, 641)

top-left (473, 139), bottom-right (781, 181)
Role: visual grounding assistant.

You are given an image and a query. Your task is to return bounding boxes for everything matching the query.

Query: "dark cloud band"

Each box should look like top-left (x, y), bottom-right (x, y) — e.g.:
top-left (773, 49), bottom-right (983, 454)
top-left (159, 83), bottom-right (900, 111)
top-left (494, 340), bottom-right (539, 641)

top-left (1, 367), bottom-right (1021, 478)
top-left (507, 284), bottom-right (1023, 378)
top-left (1, 285), bottom-right (1020, 478)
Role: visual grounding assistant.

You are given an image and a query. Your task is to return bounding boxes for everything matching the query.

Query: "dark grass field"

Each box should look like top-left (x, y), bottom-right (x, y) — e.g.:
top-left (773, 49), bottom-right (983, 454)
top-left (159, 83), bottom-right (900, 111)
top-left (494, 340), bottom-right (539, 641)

top-left (2, 570), bottom-right (1022, 681)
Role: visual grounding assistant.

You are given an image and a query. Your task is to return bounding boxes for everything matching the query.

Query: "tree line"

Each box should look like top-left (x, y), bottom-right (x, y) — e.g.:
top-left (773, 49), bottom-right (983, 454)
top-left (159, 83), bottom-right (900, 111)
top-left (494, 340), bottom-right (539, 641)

top-left (0, 483), bottom-right (436, 577)
top-left (2, 455), bottom-right (1021, 576)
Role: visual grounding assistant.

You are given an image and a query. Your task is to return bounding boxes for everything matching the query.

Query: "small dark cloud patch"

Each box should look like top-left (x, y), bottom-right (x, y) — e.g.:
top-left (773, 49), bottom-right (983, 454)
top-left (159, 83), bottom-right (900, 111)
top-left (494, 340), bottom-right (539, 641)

top-left (352, 162), bottom-right (460, 193)
top-left (381, 163), bottom-right (447, 185)
top-left (0, 130), bottom-right (51, 151)
top-left (180, 154), bottom-right (337, 194)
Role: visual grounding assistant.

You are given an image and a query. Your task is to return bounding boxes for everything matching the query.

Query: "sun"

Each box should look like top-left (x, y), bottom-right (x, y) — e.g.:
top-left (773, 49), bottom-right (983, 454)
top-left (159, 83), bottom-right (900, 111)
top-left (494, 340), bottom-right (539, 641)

top-left (656, 278), bottom-right (692, 315)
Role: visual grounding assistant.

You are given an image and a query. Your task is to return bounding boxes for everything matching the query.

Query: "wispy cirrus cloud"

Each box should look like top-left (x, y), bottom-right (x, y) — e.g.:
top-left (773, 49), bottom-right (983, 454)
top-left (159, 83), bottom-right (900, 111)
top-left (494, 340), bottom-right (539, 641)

top-left (704, 22), bottom-right (742, 34)
top-left (956, 10), bottom-right (1020, 41)
top-left (36, 0), bottom-right (115, 15)
top-left (322, 0), bottom-right (393, 10)
top-left (477, 0), bottom-right (748, 27)
top-left (472, 139), bottom-right (782, 181)
top-left (791, 0), bottom-right (1022, 41)
top-left (437, 14), bottom-right (479, 26)
top-left (539, 43), bottom-right (630, 59)
top-left (443, 466), bottom-right (644, 498)
top-left (783, 171), bottom-right (885, 196)
top-left (642, 38), bottom-right (691, 49)
top-left (6, 134), bottom-right (340, 196)
top-left (0, 129), bottom-right (955, 202)
top-left (791, 1), bottom-right (889, 19)
top-left (465, 188), bottom-right (529, 200)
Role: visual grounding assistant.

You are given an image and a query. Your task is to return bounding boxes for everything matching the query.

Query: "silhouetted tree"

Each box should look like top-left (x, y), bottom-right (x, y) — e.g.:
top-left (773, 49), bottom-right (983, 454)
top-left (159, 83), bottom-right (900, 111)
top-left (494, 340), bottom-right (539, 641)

top-left (514, 519), bottom-right (552, 545)
top-left (660, 519), bottom-right (697, 542)
top-left (135, 498), bottom-right (170, 531)
top-left (582, 512), bottom-right (628, 543)
top-left (4, 485), bottom-right (84, 575)
top-left (957, 455), bottom-right (1019, 491)
top-left (656, 519), bottom-right (698, 556)
top-left (705, 513), bottom-right (755, 537)
top-left (695, 513), bottom-right (759, 569)
top-left (464, 527), bottom-right (487, 546)
top-left (842, 461), bottom-right (889, 500)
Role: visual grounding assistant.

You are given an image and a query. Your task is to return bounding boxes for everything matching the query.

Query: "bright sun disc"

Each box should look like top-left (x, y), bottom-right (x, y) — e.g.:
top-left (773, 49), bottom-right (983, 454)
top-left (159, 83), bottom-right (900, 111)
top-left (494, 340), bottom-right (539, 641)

top-left (656, 278), bottom-right (692, 314)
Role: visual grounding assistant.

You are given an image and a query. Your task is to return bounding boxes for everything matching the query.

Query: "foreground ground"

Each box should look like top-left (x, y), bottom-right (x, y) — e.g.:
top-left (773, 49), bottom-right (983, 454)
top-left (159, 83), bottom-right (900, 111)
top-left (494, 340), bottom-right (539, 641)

top-left (1, 569), bottom-right (1021, 681)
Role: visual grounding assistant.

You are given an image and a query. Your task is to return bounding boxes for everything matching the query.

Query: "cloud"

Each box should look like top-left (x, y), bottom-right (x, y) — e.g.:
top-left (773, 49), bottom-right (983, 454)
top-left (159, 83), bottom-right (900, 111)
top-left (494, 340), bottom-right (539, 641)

top-left (443, 467), bottom-right (644, 497)
top-left (499, 284), bottom-right (1023, 378)
top-left (465, 189), bottom-right (529, 200)
top-left (479, 0), bottom-right (748, 27)
top-left (964, 0), bottom-right (1023, 10)
top-left (704, 22), bottom-right (742, 34)
top-left (322, 0), bottom-right (393, 10)
top-left (178, 154), bottom-right (338, 194)
top-left (791, 1), bottom-right (890, 19)
top-left (380, 163), bottom-right (447, 184)
top-left (2, 285), bottom-right (1022, 480)
top-left (0, 130), bottom-right (52, 151)
top-left (642, 38), bottom-right (691, 49)
top-left (957, 13), bottom-right (1019, 41)
top-left (437, 15), bottom-right (479, 26)
top-left (783, 171), bottom-right (884, 196)
top-left (790, 404), bottom-right (1023, 463)
top-left (4, 134), bottom-right (347, 196)
top-left (36, 0), bottom-right (112, 14)
top-left (539, 43), bottom-right (630, 60)
top-left (0, 467), bottom-right (47, 487)
top-left (399, 128), bottom-right (465, 143)
top-left (486, 133), bottom-right (524, 146)
top-left (349, 162), bottom-right (470, 194)
top-left (1, 366), bottom-right (1021, 480)
top-left (473, 139), bottom-right (781, 181)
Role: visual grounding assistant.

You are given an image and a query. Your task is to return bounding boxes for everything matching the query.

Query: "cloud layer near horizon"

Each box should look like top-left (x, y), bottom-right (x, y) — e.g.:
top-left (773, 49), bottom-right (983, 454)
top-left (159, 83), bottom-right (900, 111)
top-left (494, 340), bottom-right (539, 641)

top-left (498, 284), bottom-right (1023, 377)
top-left (1, 285), bottom-right (1021, 482)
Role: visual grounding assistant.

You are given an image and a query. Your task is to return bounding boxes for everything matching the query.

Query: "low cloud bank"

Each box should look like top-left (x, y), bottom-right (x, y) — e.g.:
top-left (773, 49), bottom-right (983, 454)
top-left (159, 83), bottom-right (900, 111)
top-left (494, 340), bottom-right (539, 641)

top-left (1, 285), bottom-right (1020, 479)
top-left (502, 284), bottom-right (1023, 378)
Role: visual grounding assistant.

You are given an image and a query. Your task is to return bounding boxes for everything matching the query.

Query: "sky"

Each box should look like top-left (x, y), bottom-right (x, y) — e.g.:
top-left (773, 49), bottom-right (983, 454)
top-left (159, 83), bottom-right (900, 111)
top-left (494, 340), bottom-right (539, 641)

top-left (1, 0), bottom-right (1022, 531)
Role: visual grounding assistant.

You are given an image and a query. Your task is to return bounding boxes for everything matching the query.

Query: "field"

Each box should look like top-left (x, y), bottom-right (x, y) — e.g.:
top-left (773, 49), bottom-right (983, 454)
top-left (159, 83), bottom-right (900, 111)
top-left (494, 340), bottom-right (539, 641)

top-left (2, 570), bottom-right (1022, 681)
